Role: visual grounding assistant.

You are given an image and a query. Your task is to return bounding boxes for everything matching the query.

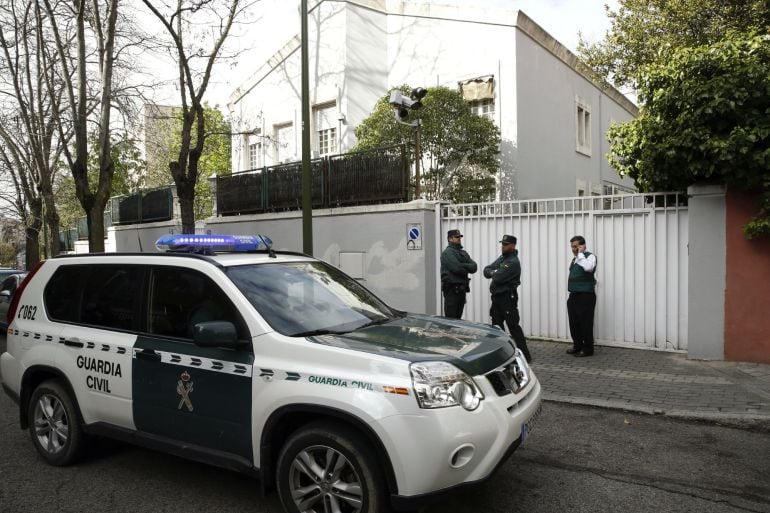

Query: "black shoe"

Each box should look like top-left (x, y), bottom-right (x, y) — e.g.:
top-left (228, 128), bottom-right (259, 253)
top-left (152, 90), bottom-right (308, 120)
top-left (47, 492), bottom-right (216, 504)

top-left (566, 348), bottom-right (579, 355)
top-left (574, 350), bottom-right (594, 357)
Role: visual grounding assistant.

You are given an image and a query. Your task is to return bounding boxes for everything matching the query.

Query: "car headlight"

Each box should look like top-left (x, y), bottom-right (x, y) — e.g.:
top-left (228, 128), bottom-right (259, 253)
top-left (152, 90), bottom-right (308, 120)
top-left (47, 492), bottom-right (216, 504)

top-left (410, 361), bottom-right (484, 410)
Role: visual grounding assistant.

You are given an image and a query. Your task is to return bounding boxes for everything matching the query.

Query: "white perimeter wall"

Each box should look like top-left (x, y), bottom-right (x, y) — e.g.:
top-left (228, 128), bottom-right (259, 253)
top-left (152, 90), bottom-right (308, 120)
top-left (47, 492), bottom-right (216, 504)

top-left (439, 194), bottom-right (689, 351)
top-left (109, 194), bottom-right (689, 352)
top-left (112, 202), bottom-right (440, 315)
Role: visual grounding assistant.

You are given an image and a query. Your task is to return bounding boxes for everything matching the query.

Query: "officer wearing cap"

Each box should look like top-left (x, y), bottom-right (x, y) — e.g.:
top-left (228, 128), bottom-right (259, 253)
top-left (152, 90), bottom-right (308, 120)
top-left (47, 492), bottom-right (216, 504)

top-left (483, 235), bottom-right (532, 362)
top-left (440, 229), bottom-right (477, 319)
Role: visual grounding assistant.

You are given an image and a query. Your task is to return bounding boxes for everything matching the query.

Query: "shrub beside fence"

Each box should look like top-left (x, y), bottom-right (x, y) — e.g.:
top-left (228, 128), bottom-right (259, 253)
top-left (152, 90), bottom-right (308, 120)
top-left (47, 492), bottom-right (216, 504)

top-left (217, 145), bottom-right (409, 216)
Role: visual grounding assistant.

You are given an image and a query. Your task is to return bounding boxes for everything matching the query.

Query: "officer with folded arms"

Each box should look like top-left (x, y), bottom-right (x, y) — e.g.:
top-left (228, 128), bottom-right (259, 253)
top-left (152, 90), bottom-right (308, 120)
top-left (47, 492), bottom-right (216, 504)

top-left (484, 234), bottom-right (533, 363)
top-left (440, 229), bottom-right (477, 319)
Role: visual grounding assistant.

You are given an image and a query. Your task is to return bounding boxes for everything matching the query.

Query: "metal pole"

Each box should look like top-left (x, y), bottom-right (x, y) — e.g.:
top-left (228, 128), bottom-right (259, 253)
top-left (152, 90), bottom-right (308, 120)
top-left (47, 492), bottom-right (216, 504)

top-left (414, 121), bottom-right (421, 198)
top-left (301, 0), bottom-right (313, 255)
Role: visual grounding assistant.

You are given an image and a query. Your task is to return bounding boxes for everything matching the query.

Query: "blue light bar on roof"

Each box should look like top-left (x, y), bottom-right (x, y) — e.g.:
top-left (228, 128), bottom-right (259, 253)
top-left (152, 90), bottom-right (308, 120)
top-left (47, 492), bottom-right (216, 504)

top-left (155, 234), bottom-right (273, 253)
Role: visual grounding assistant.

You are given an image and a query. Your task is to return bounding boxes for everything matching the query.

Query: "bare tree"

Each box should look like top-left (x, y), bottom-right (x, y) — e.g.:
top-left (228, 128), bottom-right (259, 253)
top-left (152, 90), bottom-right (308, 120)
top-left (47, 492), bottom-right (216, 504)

top-left (0, 124), bottom-right (43, 267)
top-left (0, 0), bottom-right (69, 264)
top-left (141, 0), bottom-right (247, 233)
top-left (41, 0), bottom-right (119, 253)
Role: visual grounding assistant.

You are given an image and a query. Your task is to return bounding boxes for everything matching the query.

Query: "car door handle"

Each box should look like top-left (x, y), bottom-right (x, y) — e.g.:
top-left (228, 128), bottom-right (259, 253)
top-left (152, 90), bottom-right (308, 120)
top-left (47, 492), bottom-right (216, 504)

top-left (136, 349), bottom-right (161, 362)
top-left (64, 339), bottom-right (84, 348)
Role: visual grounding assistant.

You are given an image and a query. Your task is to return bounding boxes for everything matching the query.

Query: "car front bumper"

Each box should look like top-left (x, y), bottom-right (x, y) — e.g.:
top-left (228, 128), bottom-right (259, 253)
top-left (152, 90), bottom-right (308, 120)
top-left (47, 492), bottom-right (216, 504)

top-left (377, 375), bottom-right (543, 500)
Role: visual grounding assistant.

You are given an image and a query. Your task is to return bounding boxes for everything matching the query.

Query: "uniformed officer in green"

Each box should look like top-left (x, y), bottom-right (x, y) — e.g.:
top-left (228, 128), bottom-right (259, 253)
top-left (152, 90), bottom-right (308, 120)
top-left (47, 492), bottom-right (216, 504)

top-left (440, 229), bottom-right (477, 319)
top-left (566, 235), bottom-right (597, 357)
top-left (483, 235), bottom-right (532, 362)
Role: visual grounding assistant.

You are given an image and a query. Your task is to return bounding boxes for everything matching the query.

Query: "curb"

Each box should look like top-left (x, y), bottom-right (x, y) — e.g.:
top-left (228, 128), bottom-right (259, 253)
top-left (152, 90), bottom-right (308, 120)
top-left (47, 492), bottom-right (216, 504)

top-left (543, 395), bottom-right (770, 433)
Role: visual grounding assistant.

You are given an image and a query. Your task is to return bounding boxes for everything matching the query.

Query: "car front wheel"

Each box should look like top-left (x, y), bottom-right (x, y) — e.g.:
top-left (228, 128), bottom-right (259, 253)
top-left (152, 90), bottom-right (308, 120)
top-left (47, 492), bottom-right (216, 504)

top-left (276, 421), bottom-right (388, 513)
top-left (28, 379), bottom-right (85, 466)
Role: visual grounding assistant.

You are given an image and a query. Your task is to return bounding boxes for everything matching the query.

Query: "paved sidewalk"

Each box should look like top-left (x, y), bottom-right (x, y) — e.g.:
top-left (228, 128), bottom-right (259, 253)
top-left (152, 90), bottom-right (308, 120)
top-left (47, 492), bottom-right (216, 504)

top-left (529, 339), bottom-right (770, 431)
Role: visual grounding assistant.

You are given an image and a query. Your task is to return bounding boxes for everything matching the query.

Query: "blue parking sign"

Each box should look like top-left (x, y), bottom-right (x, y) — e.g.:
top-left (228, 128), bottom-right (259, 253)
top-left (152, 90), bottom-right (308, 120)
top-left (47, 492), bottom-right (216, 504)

top-left (407, 223), bottom-right (422, 250)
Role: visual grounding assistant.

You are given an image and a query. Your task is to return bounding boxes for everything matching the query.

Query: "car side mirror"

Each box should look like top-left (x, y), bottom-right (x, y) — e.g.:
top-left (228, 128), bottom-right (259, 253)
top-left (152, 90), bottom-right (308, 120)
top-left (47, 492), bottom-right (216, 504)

top-left (192, 320), bottom-right (240, 348)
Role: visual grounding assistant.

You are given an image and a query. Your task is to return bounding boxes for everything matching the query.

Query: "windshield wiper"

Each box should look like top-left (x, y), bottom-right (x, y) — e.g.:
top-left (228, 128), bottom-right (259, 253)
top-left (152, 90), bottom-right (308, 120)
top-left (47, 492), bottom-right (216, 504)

top-left (290, 328), bottom-right (350, 337)
top-left (358, 317), bottom-right (392, 329)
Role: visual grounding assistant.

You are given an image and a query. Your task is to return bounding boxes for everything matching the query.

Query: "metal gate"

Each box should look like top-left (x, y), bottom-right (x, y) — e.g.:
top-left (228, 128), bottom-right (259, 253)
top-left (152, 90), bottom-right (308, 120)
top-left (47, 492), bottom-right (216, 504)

top-left (436, 193), bottom-right (688, 351)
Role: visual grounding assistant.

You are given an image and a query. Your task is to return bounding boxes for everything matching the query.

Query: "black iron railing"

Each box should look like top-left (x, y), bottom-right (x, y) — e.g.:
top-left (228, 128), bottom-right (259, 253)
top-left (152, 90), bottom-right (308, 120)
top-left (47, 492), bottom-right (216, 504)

top-left (59, 228), bottom-right (78, 251)
top-left (76, 210), bottom-right (113, 240)
top-left (111, 186), bottom-right (174, 225)
top-left (217, 145), bottom-right (409, 216)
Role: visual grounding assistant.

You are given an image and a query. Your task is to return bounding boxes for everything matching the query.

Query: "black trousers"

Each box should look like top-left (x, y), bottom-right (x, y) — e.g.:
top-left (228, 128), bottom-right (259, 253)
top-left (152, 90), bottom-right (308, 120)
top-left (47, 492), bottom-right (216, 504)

top-left (567, 291), bottom-right (596, 354)
top-left (443, 288), bottom-right (466, 319)
top-left (490, 292), bottom-right (531, 361)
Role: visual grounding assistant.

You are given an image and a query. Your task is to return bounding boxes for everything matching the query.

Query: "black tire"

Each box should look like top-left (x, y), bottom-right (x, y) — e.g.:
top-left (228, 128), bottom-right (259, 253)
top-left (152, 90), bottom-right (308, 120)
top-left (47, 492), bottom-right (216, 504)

top-left (276, 421), bottom-right (389, 513)
top-left (27, 379), bottom-right (85, 466)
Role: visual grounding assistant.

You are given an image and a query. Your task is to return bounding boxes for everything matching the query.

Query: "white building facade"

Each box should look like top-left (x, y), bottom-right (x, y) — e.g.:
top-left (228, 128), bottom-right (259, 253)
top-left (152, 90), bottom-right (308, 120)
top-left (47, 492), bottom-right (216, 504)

top-left (228, 0), bottom-right (637, 200)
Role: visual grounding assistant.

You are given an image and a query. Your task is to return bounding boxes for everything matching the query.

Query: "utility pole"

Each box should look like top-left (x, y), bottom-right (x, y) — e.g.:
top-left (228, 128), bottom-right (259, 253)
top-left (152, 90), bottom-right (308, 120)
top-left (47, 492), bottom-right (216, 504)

top-left (300, 0), bottom-right (313, 255)
top-left (389, 87), bottom-right (426, 200)
top-left (413, 122), bottom-right (421, 198)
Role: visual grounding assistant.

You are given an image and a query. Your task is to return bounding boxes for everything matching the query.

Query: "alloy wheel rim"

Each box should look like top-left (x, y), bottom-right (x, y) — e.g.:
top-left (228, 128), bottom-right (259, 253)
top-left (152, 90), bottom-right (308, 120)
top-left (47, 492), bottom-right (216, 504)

top-left (33, 393), bottom-right (69, 454)
top-left (288, 444), bottom-right (364, 513)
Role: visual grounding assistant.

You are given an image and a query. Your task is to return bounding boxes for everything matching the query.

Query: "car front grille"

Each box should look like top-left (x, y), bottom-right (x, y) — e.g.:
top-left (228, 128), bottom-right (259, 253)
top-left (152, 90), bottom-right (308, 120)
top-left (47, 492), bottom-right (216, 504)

top-left (485, 354), bottom-right (530, 396)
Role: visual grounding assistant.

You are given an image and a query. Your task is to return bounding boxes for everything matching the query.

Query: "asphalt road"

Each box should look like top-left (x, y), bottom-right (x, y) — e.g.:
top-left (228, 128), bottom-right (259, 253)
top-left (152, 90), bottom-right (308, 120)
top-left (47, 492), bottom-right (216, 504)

top-left (2, 336), bottom-right (770, 513)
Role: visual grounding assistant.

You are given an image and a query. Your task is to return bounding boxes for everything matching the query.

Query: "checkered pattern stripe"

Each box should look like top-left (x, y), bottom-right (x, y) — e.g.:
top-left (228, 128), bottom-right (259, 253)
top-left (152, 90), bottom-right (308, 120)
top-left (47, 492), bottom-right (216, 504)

top-left (11, 329), bottom-right (128, 354)
top-left (258, 368), bottom-right (301, 381)
top-left (133, 348), bottom-right (253, 377)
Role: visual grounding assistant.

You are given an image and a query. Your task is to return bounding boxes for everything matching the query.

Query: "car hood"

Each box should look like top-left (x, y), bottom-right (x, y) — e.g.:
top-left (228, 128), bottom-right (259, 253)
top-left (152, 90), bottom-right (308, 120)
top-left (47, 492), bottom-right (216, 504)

top-left (311, 313), bottom-right (515, 376)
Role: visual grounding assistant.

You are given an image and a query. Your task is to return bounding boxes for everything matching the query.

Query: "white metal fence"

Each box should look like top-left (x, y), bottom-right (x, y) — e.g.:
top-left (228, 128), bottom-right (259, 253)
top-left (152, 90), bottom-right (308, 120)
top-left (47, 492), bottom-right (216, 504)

top-left (436, 193), bottom-right (689, 351)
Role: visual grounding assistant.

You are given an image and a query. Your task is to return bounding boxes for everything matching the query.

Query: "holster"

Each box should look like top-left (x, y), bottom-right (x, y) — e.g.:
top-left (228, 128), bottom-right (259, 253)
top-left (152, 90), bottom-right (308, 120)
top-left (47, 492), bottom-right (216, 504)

top-left (443, 282), bottom-right (468, 294)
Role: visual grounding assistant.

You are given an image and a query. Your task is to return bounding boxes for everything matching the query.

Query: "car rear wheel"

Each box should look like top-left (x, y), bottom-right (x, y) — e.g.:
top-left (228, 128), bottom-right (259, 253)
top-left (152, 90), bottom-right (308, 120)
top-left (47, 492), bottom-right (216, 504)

top-left (28, 380), bottom-right (85, 466)
top-left (276, 421), bottom-right (388, 513)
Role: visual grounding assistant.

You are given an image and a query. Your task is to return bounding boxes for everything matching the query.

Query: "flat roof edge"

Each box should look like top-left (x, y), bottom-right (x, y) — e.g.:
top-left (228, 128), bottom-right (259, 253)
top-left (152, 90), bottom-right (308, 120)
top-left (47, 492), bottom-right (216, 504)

top-left (514, 11), bottom-right (638, 116)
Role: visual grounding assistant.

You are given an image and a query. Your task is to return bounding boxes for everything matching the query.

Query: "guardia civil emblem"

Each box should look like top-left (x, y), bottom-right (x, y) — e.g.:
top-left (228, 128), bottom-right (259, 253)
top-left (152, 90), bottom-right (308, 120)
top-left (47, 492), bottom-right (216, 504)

top-left (177, 371), bottom-right (194, 412)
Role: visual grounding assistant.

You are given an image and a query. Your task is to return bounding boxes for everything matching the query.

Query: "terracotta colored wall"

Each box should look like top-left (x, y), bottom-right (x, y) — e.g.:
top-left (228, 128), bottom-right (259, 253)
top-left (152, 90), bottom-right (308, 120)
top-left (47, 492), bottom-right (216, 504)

top-left (724, 190), bottom-right (770, 363)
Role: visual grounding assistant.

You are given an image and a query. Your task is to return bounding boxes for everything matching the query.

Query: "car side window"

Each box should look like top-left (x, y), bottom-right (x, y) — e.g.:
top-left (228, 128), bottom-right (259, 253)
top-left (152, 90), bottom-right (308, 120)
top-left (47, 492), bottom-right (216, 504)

top-left (148, 267), bottom-right (248, 341)
top-left (45, 265), bottom-right (144, 331)
top-left (81, 266), bottom-right (144, 331)
top-left (45, 266), bottom-right (90, 323)
top-left (0, 276), bottom-right (16, 296)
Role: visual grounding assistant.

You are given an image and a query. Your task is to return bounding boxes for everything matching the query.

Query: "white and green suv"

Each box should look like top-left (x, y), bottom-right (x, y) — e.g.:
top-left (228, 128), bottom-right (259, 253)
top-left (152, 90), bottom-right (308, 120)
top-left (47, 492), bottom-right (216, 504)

top-left (0, 234), bottom-right (542, 513)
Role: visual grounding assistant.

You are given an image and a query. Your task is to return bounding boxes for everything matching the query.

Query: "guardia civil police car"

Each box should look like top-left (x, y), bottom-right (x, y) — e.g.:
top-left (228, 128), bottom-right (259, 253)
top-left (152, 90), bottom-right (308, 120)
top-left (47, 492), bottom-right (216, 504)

top-left (0, 234), bottom-right (541, 513)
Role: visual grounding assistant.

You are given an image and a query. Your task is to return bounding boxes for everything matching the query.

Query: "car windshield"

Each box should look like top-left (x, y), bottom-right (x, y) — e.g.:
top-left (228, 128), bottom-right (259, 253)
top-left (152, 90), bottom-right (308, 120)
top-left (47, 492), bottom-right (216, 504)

top-left (227, 261), bottom-right (396, 337)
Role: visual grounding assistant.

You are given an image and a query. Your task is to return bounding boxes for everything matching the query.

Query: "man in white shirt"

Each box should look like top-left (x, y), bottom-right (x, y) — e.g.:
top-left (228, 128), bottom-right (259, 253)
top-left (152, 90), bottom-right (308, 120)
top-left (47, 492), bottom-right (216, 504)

top-left (566, 235), bottom-right (597, 357)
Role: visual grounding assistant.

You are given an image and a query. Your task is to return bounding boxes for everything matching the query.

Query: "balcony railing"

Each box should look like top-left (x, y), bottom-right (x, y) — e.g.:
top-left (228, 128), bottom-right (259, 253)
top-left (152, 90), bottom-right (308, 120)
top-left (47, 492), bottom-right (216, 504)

top-left (110, 186), bottom-right (174, 226)
top-left (216, 145), bottom-right (409, 216)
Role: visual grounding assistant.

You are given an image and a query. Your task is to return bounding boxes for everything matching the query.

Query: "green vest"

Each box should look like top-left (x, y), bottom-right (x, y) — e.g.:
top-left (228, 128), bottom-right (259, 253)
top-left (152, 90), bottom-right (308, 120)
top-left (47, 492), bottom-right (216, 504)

top-left (568, 251), bottom-right (596, 292)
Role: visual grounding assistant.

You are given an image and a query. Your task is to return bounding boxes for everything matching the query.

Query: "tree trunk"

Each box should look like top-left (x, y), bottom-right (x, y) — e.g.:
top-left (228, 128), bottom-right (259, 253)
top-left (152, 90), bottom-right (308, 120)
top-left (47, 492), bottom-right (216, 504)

top-left (25, 199), bottom-right (43, 269)
top-left (41, 190), bottom-right (61, 256)
top-left (177, 179), bottom-right (196, 234)
top-left (87, 205), bottom-right (105, 252)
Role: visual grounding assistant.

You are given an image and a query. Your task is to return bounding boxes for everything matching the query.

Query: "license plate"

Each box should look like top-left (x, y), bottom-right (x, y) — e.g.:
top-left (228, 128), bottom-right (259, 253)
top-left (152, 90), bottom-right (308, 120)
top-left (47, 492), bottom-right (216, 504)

top-left (520, 402), bottom-right (542, 445)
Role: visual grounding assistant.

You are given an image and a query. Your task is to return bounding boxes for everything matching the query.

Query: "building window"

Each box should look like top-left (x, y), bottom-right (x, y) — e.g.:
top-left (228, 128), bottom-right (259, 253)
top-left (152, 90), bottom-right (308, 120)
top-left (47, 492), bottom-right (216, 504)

top-left (576, 178), bottom-right (587, 197)
top-left (274, 123), bottom-right (294, 163)
top-left (460, 76), bottom-right (496, 123)
top-left (470, 99), bottom-right (495, 120)
top-left (576, 98), bottom-right (592, 156)
top-left (318, 127), bottom-right (337, 156)
top-left (603, 183), bottom-right (635, 195)
top-left (248, 141), bottom-right (262, 169)
top-left (314, 103), bottom-right (338, 156)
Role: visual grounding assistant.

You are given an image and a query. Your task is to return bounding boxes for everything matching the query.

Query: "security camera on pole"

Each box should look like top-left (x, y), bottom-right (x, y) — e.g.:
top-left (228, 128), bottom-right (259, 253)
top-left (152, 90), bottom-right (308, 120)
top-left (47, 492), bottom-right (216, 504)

top-left (389, 87), bottom-right (427, 197)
